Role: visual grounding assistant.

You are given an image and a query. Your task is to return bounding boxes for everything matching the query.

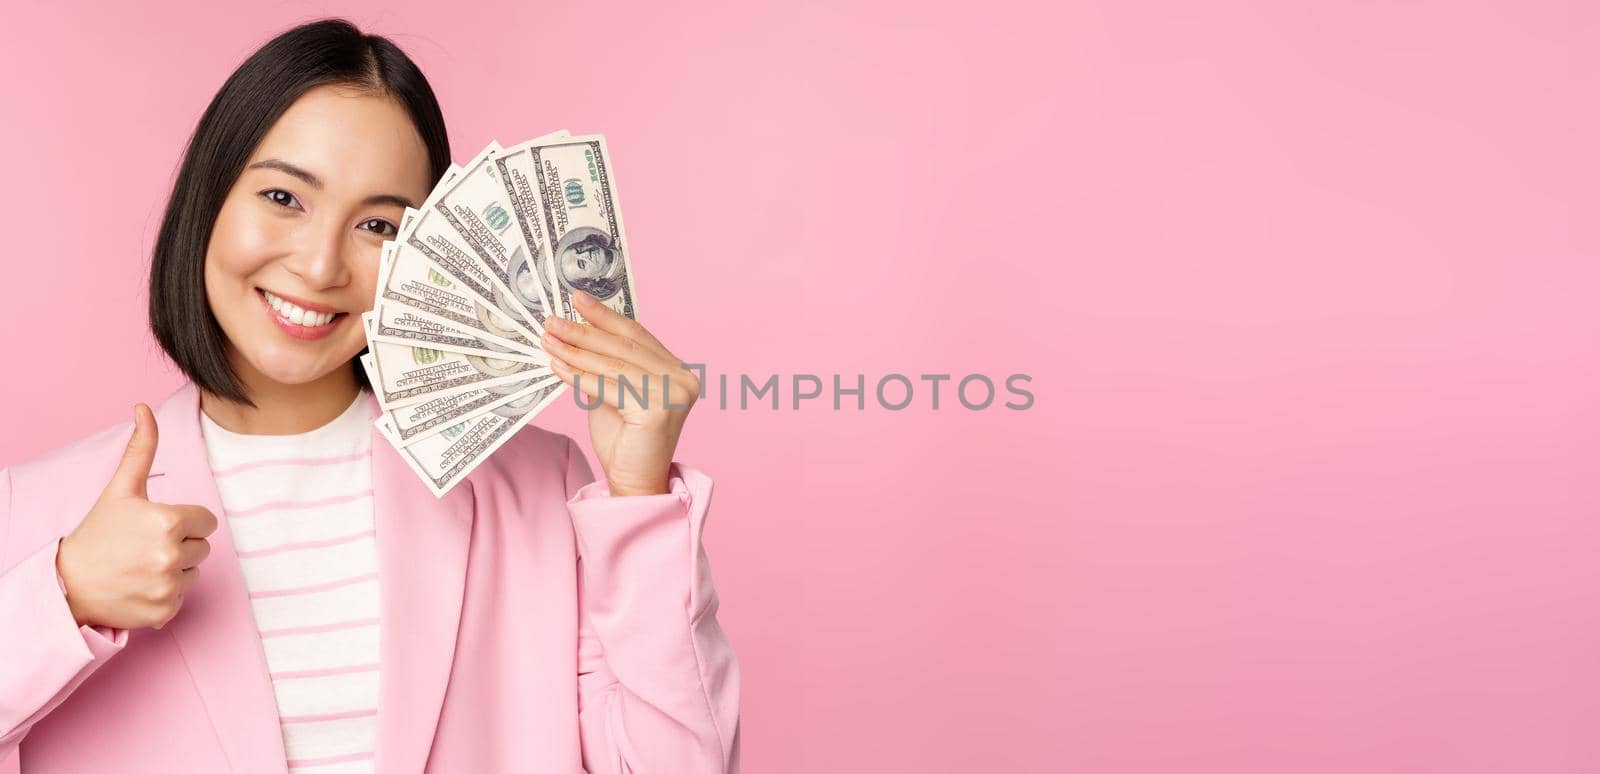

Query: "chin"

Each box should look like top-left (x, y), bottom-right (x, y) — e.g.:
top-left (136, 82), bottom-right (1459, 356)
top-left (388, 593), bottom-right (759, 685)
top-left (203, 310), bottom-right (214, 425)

top-left (245, 346), bottom-right (354, 387)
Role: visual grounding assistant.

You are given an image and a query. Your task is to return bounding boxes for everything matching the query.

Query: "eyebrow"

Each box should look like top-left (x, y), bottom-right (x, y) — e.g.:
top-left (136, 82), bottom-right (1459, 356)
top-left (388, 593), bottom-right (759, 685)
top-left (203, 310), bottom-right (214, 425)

top-left (247, 158), bottom-right (418, 209)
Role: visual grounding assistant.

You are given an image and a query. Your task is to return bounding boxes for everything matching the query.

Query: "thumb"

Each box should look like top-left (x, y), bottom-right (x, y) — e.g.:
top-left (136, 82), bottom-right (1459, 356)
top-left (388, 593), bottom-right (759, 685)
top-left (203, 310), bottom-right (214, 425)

top-left (108, 403), bottom-right (159, 498)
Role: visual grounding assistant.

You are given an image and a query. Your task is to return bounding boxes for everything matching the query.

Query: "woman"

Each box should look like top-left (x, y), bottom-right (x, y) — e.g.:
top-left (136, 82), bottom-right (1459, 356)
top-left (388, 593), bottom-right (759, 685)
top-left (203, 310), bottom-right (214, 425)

top-left (0, 19), bottom-right (740, 774)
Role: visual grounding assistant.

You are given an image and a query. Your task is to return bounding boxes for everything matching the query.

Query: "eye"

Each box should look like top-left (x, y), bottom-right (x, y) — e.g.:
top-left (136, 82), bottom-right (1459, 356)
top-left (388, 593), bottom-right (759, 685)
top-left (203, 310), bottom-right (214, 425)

top-left (260, 189), bottom-right (302, 210)
top-left (358, 218), bottom-right (398, 237)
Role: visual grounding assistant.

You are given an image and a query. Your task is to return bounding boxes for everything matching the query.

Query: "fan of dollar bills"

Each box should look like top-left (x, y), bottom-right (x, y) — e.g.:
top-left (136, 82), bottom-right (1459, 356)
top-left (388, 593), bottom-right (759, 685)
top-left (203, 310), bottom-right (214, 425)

top-left (359, 131), bottom-right (637, 497)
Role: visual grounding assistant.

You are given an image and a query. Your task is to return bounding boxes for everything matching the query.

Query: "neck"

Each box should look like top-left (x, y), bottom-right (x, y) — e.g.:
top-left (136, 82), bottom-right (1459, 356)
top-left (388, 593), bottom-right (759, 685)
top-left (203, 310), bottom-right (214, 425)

top-left (199, 353), bottom-right (363, 436)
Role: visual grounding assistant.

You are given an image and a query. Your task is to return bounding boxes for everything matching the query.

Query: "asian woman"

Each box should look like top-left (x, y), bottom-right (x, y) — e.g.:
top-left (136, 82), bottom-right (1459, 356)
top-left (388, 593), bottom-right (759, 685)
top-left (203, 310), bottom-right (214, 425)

top-left (0, 18), bottom-right (740, 774)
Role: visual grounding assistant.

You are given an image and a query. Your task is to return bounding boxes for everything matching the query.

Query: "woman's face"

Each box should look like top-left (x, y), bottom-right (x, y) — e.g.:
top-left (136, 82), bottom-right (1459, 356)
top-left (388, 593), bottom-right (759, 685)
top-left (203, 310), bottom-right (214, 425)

top-left (204, 84), bottom-right (433, 390)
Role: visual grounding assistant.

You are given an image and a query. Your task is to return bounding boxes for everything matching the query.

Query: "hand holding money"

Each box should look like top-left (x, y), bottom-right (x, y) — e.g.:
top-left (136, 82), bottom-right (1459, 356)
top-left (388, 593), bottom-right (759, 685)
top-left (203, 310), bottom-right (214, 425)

top-left (363, 131), bottom-right (648, 497)
top-left (542, 290), bottom-right (700, 497)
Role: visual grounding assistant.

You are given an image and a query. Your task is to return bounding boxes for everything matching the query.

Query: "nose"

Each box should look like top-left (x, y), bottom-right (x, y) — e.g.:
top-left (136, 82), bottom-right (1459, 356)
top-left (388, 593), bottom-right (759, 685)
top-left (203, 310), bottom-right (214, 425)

top-left (282, 216), bottom-right (354, 290)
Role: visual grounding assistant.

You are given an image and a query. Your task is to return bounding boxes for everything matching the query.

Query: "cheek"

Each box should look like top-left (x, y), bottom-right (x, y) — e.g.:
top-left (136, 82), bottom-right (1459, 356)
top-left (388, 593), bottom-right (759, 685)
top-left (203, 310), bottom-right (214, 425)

top-left (206, 197), bottom-right (285, 284)
top-left (350, 245), bottom-right (381, 312)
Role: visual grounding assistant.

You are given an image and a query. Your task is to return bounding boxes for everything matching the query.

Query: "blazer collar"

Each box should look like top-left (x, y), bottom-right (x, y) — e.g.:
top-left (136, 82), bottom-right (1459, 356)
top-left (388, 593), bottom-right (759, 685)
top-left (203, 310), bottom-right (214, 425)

top-left (146, 381), bottom-right (475, 774)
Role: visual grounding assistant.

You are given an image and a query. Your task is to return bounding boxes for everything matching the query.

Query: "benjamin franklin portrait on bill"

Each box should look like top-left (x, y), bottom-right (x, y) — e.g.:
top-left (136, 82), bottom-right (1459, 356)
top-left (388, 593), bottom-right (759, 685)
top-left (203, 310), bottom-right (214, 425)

top-left (555, 226), bottom-right (626, 301)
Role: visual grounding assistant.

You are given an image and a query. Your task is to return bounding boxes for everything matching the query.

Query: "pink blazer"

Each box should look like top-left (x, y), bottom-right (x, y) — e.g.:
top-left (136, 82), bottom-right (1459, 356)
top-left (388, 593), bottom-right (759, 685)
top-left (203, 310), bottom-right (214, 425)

top-left (0, 381), bottom-right (741, 773)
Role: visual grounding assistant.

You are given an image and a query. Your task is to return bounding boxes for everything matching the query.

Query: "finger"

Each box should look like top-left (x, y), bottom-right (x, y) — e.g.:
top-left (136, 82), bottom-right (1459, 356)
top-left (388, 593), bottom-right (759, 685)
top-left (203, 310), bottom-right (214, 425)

top-left (177, 537), bottom-right (211, 569)
top-left (177, 566), bottom-right (200, 594)
top-left (550, 355), bottom-right (652, 412)
top-left (543, 336), bottom-right (666, 400)
top-left (559, 368), bottom-right (627, 412)
top-left (543, 318), bottom-right (678, 374)
top-left (547, 355), bottom-right (591, 402)
top-left (107, 403), bottom-right (159, 499)
top-left (571, 291), bottom-right (669, 353)
top-left (176, 505), bottom-right (219, 538)
top-left (548, 340), bottom-right (698, 411)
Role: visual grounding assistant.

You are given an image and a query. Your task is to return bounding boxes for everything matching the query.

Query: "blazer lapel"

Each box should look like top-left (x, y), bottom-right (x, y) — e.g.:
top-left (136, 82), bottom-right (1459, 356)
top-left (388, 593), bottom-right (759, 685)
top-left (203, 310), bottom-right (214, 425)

top-left (366, 391), bottom-right (476, 773)
top-left (146, 381), bottom-right (289, 774)
top-left (143, 383), bottom-right (474, 774)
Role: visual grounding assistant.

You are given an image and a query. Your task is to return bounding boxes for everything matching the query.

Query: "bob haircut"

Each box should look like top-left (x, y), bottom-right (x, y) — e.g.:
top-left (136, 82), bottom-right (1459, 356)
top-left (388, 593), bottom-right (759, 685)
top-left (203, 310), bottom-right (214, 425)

top-left (148, 19), bottom-right (451, 407)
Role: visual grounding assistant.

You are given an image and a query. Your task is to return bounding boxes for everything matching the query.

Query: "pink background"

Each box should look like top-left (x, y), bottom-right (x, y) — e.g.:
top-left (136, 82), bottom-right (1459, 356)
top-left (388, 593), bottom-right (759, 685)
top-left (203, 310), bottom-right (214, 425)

top-left (3, 1), bottom-right (1596, 771)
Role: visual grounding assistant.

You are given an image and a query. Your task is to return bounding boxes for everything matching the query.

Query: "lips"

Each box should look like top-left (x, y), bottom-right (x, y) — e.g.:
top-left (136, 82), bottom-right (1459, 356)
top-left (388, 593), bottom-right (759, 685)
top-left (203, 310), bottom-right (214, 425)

top-left (256, 288), bottom-right (345, 341)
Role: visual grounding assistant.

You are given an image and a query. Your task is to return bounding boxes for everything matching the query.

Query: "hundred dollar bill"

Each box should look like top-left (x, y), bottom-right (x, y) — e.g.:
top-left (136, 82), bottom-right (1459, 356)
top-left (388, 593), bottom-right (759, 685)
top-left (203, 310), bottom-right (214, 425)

top-left (375, 241), bottom-right (543, 354)
top-left (363, 304), bottom-right (545, 363)
top-left (435, 133), bottom-right (568, 333)
top-left (528, 134), bottom-right (639, 323)
top-left (490, 134), bottom-right (569, 332)
top-left (360, 342), bottom-right (546, 410)
top-left (386, 374), bottom-right (560, 446)
top-left (376, 377), bottom-right (568, 497)
top-left (399, 190), bottom-right (540, 340)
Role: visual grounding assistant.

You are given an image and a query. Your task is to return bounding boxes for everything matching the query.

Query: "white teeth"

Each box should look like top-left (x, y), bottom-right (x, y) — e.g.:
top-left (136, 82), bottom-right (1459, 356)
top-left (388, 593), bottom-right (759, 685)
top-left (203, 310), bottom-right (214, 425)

top-left (263, 290), bottom-right (337, 327)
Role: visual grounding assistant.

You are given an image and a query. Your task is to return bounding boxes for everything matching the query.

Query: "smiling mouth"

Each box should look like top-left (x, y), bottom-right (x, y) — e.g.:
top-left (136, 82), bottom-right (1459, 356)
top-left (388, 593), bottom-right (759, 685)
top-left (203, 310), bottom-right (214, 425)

top-left (257, 288), bottom-right (346, 329)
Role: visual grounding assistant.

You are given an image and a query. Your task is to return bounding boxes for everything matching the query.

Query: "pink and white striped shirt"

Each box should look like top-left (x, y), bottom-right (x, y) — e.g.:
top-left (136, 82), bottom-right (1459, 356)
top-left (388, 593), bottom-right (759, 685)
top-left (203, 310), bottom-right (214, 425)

top-left (199, 392), bottom-right (379, 773)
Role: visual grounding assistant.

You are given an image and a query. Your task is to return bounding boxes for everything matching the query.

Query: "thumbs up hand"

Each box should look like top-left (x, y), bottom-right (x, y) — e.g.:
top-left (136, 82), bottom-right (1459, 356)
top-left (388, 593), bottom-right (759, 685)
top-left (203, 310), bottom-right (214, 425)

top-left (56, 403), bottom-right (219, 630)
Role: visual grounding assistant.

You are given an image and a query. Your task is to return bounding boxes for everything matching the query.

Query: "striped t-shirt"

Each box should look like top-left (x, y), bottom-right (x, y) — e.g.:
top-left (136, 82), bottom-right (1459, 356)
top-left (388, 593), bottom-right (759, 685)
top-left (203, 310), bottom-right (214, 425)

top-left (199, 391), bottom-right (379, 773)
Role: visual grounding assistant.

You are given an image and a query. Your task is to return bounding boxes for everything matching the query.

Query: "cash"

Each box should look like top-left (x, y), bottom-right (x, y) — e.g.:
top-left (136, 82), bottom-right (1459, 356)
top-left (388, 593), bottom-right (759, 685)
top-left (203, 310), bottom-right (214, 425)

top-left (364, 132), bottom-right (638, 497)
top-left (518, 135), bottom-right (638, 323)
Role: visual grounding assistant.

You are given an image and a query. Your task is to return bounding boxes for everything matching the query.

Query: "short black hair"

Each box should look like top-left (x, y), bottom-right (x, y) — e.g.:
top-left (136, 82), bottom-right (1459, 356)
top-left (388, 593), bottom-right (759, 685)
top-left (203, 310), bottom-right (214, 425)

top-left (149, 18), bottom-right (451, 407)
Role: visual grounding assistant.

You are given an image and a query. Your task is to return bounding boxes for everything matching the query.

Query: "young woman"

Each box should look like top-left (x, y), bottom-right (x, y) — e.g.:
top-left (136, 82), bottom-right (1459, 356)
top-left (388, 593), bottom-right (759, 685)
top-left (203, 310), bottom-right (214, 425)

top-left (0, 20), bottom-right (740, 774)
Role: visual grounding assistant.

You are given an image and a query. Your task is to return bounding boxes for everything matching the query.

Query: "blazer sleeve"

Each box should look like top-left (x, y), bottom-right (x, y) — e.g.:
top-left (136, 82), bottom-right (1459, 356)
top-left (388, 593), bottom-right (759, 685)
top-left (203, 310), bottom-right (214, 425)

top-left (562, 438), bottom-right (742, 774)
top-left (0, 467), bottom-right (129, 761)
